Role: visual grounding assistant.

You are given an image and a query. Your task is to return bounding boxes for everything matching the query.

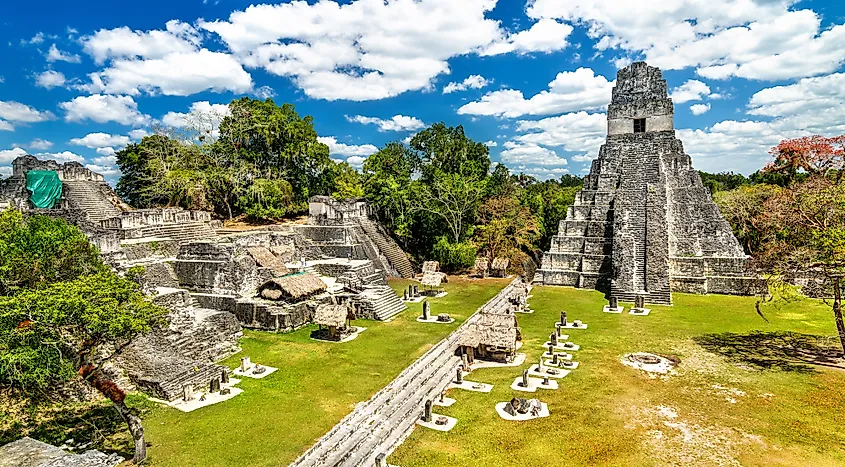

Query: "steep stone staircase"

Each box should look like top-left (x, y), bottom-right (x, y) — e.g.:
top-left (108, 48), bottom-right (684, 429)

top-left (63, 181), bottom-right (122, 223)
top-left (354, 285), bottom-right (406, 321)
top-left (356, 219), bottom-right (415, 278)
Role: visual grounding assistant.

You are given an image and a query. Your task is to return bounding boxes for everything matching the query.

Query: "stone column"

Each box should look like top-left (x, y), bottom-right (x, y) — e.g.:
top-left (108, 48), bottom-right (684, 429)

top-left (461, 353), bottom-right (469, 371)
top-left (550, 332), bottom-right (557, 346)
top-left (210, 378), bottom-right (221, 393)
top-left (555, 323), bottom-right (562, 337)
top-left (610, 296), bottom-right (619, 309)
top-left (548, 344), bottom-right (554, 356)
top-left (456, 367), bottom-right (463, 384)
top-left (183, 384), bottom-right (194, 402)
top-left (423, 399), bottom-right (433, 422)
top-left (538, 357), bottom-right (544, 371)
top-left (422, 301), bottom-right (430, 320)
top-left (560, 311), bottom-right (567, 326)
top-left (240, 356), bottom-right (251, 372)
top-left (521, 369), bottom-right (529, 388)
top-left (221, 370), bottom-right (229, 384)
top-left (413, 285), bottom-right (419, 297)
top-left (635, 295), bottom-right (644, 309)
top-left (375, 453), bottom-right (388, 467)
top-left (403, 290), bottom-right (408, 301)
top-left (552, 353), bottom-right (559, 365)
top-left (543, 376), bottom-right (550, 386)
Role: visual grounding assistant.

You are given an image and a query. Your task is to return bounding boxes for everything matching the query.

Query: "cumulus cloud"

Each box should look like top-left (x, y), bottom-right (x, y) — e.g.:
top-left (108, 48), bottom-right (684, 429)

top-left (318, 136), bottom-right (378, 157)
top-left (46, 44), bottom-right (81, 63)
top-left (128, 129), bottom-right (149, 140)
top-left (500, 141), bottom-right (569, 167)
top-left (85, 164), bottom-right (121, 177)
top-left (670, 80), bottom-right (713, 104)
top-left (458, 67), bottom-right (613, 118)
top-left (60, 94), bottom-right (149, 125)
top-left (35, 70), bottom-right (66, 89)
top-left (0, 100), bottom-right (55, 131)
top-left (528, 0), bottom-right (845, 81)
top-left (70, 132), bottom-right (131, 149)
top-left (481, 18), bottom-right (573, 56)
top-left (346, 114), bottom-right (425, 132)
top-left (690, 103), bottom-right (711, 115)
top-left (443, 75), bottom-right (491, 94)
top-left (80, 21), bottom-right (252, 96)
top-left (484, 140), bottom-right (498, 147)
top-left (0, 147), bottom-right (28, 163)
top-left (514, 112), bottom-right (607, 155)
top-left (23, 139), bottom-right (54, 150)
top-left (34, 151), bottom-right (84, 163)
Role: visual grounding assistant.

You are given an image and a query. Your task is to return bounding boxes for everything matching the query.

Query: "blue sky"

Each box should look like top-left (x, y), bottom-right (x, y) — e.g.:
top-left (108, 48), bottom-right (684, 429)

top-left (2, 0), bottom-right (845, 183)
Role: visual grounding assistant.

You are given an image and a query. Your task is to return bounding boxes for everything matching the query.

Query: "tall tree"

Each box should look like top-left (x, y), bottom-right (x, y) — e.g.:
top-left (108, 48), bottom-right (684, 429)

top-left (766, 135), bottom-right (845, 184)
top-left (0, 272), bottom-right (167, 463)
top-left (412, 171), bottom-right (487, 243)
top-left (363, 142), bottom-right (419, 244)
top-left (714, 184), bottom-right (782, 254)
top-left (474, 195), bottom-right (539, 263)
top-left (410, 123), bottom-right (490, 179)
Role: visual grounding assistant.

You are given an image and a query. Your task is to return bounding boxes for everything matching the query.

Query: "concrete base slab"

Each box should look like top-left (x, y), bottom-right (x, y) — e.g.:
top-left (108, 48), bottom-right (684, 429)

top-left (233, 364), bottom-right (278, 379)
top-left (433, 291), bottom-right (448, 298)
top-left (603, 306), bottom-right (624, 314)
top-left (404, 296), bottom-right (425, 303)
top-left (541, 352), bottom-right (572, 360)
top-left (511, 376), bottom-right (560, 392)
top-left (416, 316), bottom-right (456, 324)
top-left (161, 387), bottom-right (244, 412)
top-left (544, 359), bottom-right (579, 370)
top-left (433, 397), bottom-right (456, 407)
top-left (495, 401), bottom-right (550, 421)
top-left (449, 380), bottom-right (493, 392)
top-left (629, 308), bottom-right (651, 316)
top-left (515, 308), bottom-right (534, 314)
top-left (527, 365), bottom-right (570, 379)
top-left (556, 322), bottom-right (588, 330)
top-left (542, 337), bottom-right (570, 347)
top-left (471, 353), bottom-right (526, 369)
top-left (417, 414), bottom-right (457, 432)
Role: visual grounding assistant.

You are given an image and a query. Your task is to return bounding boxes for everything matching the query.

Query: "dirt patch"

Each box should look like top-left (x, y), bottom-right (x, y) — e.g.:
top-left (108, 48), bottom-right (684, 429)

top-left (629, 404), bottom-right (767, 466)
top-left (621, 353), bottom-right (677, 379)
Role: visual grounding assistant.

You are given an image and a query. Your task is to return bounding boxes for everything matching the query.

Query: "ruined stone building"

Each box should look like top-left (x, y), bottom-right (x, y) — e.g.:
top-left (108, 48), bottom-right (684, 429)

top-left (535, 62), bottom-right (760, 304)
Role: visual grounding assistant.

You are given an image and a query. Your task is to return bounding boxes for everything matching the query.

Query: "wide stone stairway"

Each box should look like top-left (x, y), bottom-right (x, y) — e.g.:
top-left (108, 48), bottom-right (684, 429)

top-left (354, 285), bottom-right (406, 321)
top-left (63, 180), bottom-right (123, 223)
top-left (290, 280), bottom-right (521, 467)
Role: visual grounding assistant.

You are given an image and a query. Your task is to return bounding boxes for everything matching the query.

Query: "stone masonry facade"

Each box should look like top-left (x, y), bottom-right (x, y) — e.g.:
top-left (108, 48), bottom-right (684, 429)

top-left (535, 62), bottom-right (762, 305)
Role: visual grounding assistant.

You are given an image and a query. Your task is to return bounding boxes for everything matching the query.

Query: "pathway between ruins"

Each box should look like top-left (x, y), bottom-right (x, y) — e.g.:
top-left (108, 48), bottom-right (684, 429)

top-left (290, 280), bottom-right (519, 467)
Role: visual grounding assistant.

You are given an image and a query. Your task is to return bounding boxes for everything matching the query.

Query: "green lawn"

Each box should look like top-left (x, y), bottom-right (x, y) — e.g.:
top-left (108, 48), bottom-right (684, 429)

top-left (388, 286), bottom-right (845, 467)
top-left (143, 277), bottom-right (511, 466)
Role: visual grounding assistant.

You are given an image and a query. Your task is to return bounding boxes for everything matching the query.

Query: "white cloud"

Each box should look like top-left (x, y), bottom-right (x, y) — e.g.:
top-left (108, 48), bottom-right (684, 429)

top-left (91, 49), bottom-right (252, 96)
top-left (458, 67), bottom-right (613, 118)
top-left (747, 72), bottom-right (845, 119)
top-left (500, 141), bottom-right (569, 167)
top-left (162, 101), bottom-right (231, 138)
top-left (690, 103), bottom-right (711, 115)
top-left (514, 112), bottom-right (607, 155)
top-left (60, 94), bottom-right (149, 126)
top-left (670, 80), bottom-right (712, 104)
top-left (22, 32), bottom-right (45, 45)
top-left (46, 44), bottom-right (81, 63)
top-left (0, 166), bottom-right (11, 177)
top-left (572, 153), bottom-right (594, 162)
top-left (520, 166), bottom-right (571, 180)
top-left (95, 147), bottom-right (116, 157)
top-left (85, 164), bottom-right (121, 177)
top-left (92, 154), bottom-right (117, 165)
top-left (481, 19), bottom-right (573, 56)
top-left (0, 101), bottom-right (55, 130)
top-left (82, 20), bottom-right (201, 64)
top-left (26, 139), bottom-right (54, 150)
top-left (346, 114), bottom-right (425, 132)
top-left (528, 1), bottom-right (845, 81)
top-left (70, 132), bottom-right (131, 149)
top-left (318, 136), bottom-right (379, 157)
top-left (128, 129), bottom-right (149, 140)
top-left (34, 151), bottom-right (84, 163)
top-left (0, 147), bottom-right (28, 163)
top-left (443, 75), bottom-right (491, 94)
top-left (199, 0), bottom-right (507, 101)
top-left (35, 70), bottom-right (66, 89)
top-left (484, 140), bottom-right (498, 147)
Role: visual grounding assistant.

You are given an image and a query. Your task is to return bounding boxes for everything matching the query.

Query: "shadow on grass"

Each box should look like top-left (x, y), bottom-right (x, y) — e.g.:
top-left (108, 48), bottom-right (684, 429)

top-left (694, 331), bottom-right (845, 373)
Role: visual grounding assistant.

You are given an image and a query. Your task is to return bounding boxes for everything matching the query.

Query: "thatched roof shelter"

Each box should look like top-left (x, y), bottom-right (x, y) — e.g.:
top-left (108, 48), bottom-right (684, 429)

top-left (258, 273), bottom-right (327, 301)
top-left (492, 257), bottom-right (510, 270)
top-left (248, 246), bottom-right (290, 276)
top-left (421, 271), bottom-right (445, 288)
top-left (314, 304), bottom-right (348, 327)
top-left (422, 261), bottom-right (440, 273)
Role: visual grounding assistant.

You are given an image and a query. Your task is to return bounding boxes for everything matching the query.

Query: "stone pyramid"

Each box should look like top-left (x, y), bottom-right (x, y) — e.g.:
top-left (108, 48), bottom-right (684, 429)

top-left (535, 62), bottom-right (760, 305)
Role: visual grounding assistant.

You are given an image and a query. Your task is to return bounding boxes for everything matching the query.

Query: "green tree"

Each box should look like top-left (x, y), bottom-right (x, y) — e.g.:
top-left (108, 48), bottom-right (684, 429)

top-left (714, 184), bottom-right (782, 254)
top-left (521, 180), bottom-right (580, 251)
top-left (474, 195), bottom-right (539, 267)
top-left (0, 210), bottom-right (104, 296)
top-left (331, 162), bottom-right (365, 200)
top-left (363, 142), bottom-right (419, 244)
top-left (410, 123), bottom-right (490, 179)
top-left (412, 172), bottom-right (487, 243)
top-left (0, 272), bottom-right (167, 463)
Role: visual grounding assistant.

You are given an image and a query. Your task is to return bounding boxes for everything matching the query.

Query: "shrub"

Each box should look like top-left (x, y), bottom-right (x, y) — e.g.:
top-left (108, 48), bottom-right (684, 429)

top-left (432, 237), bottom-right (477, 272)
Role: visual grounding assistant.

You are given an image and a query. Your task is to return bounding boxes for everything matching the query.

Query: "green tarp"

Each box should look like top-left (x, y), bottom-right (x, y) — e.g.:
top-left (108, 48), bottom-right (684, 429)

top-left (25, 170), bottom-right (62, 209)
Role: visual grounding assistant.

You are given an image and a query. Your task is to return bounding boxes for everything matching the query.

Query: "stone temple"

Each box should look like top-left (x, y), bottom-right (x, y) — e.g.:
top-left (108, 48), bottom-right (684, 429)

top-left (535, 62), bottom-right (760, 305)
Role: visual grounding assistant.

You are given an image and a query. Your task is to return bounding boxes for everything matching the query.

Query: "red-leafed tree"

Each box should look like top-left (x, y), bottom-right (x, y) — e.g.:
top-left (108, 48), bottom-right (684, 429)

top-left (765, 135), bottom-right (845, 184)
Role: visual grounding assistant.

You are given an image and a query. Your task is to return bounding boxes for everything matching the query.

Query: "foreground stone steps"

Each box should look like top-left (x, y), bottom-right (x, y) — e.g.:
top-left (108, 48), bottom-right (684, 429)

top-left (292, 280), bottom-right (522, 467)
top-left (63, 181), bottom-right (122, 222)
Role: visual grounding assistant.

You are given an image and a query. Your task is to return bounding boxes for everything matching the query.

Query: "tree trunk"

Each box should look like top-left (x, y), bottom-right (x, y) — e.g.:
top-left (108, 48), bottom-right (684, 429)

top-left (833, 277), bottom-right (845, 357)
top-left (113, 398), bottom-right (147, 464)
